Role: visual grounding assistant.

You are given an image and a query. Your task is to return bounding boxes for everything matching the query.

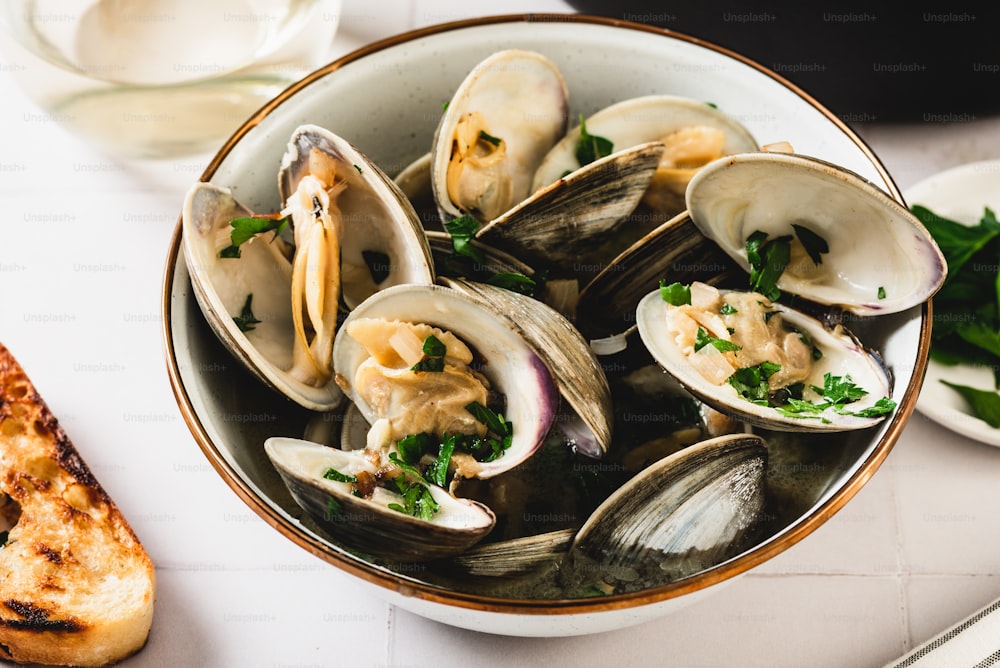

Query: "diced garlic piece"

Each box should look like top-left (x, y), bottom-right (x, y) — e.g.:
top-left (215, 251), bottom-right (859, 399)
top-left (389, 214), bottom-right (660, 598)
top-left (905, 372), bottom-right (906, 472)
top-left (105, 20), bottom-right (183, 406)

top-left (688, 345), bottom-right (736, 386)
top-left (689, 309), bottom-right (730, 340)
top-left (689, 281), bottom-right (721, 311)
top-left (665, 308), bottom-right (700, 352)
top-left (346, 318), bottom-right (474, 367)
top-left (388, 327), bottom-right (425, 367)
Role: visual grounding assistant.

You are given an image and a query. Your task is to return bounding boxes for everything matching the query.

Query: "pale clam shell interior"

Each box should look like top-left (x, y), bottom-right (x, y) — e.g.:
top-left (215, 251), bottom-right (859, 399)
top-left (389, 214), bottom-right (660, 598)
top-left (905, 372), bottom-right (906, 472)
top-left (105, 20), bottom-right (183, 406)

top-left (331, 283), bottom-right (559, 478)
top-left (635, 289), bottom-right (893, 432)
top-left (685, 152), bottom-right (947, 315)
top-left (181, 182), bottom-right (344, 411)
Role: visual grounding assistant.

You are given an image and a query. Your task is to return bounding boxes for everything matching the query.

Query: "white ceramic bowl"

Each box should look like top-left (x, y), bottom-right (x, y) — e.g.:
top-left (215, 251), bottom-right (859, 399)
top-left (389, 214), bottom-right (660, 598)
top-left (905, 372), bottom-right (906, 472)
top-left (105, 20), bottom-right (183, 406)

top-left (162, 14), bottom-right (931, 636)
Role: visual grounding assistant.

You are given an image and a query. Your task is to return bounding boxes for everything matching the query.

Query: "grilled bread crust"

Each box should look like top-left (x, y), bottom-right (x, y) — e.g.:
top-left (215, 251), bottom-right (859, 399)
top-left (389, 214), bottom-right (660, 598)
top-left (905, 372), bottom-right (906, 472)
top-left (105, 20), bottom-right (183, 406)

top-left (0, 343), bottom-right (155, 666)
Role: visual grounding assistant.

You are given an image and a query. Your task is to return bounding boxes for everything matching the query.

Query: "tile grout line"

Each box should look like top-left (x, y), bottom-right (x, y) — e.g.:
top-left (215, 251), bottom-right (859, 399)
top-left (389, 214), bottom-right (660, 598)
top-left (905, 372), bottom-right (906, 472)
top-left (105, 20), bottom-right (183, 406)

top-left (889, 455), bottom-right (912, 657)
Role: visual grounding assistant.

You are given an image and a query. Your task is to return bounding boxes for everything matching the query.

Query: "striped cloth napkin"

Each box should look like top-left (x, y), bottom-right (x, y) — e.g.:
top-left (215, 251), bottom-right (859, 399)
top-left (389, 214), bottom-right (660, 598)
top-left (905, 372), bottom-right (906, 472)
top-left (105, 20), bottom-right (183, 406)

top-left (887, 598), bottom-right (1000, 667)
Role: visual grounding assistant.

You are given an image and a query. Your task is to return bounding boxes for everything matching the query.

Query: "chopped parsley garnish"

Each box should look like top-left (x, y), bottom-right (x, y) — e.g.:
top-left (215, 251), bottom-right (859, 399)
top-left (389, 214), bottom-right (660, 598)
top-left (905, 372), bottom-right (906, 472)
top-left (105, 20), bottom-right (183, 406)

top-left (574, 115), bottom-right (614, 166)
top-left (353, 164), bottom-right (363, 174)
top-left (791, 224), bottom-right (830, 265)
top-left (877, 286), bottom-right (887, 300)
top-left (396, 432), bottom-right (434, 464)
top-left (360, 405), bottom-right (518, 521)
top-left (410, 334), bottom-right (447, 372)
top-left (443, 214), bottom-right (486, 263)
top-left (388, 481), bottom-right (439, 521)
top-left (385, 452), bottom-right (440, 520)
top-left (694, 327), bottom-right (741, 353)
top-left (219, 215), bottom-right (288, 258)
top-left (659, 280), bottom-right (691, 305)
top-left (478, 130), bottom-right (502, 147)
top-left (727, 361), bottom-right (781, 404)
top-left (426, 435), bottom-right (457, 487)
top-left (771, 373), bottom-right (896, 420)
top-left (322, 468), bottom-right (357, 483)
top-left (465, 401), bottom-right (509, 437)
top-left (232, 294), bottom-right (262, 332)
top-left (720, 303), bottom-right (738, 315)
top-left (486, 272), bottom-right (536, 295)
top-left (746, 231), bottom-right (791, 301)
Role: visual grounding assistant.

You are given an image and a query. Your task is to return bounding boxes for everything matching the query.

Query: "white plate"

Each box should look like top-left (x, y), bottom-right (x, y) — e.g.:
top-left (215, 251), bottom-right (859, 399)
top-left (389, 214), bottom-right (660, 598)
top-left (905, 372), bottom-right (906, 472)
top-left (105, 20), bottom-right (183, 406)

top-left (906, 160), bottom-right (1000, 446)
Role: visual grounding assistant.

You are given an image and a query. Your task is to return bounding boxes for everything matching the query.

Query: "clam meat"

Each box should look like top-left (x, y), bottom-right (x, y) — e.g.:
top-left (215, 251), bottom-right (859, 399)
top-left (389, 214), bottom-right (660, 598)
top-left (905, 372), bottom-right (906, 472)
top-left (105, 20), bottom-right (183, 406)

top-left (636, 281), bottom-right (894, 431)
top-left (182, 125), bottom-right (434, 411)
top-left (265, 436), bottom-right (496, 561)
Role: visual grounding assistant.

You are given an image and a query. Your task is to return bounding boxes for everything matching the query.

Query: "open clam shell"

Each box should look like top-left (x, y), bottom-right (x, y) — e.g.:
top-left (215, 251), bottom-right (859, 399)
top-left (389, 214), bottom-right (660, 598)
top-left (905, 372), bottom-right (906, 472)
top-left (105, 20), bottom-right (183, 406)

top-left (474, 141), bottom-right (665, 272)
top-left (264, 437), bottom-right (495, 562)
top-left (572, 433), bottom-right (767, 573)
top-left (182, 182), bottom-right (343, 411)
top-left (431, 49), bottom-right (569, 224)
top-left (635, 287), bottom-right (893, 432)
top-left (440, 277), bottom-right (614, 458)
top-left (332, 283), bottom-right (559, 478)
top-left (532, 94), bottom-right (759, 219)
top-left (576, 210), bottom-right (739, 341)
top-left (685, 151), bottom-right (947, 315)
top-left (278, 124), bottom-right (436, 309)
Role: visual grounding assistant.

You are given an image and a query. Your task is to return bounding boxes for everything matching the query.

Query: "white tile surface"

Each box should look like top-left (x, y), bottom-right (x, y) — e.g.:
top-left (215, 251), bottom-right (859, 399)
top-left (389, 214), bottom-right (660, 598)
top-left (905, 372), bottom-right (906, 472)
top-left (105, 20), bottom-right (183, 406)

top-left (2, 1), bottom-right (1000, 666)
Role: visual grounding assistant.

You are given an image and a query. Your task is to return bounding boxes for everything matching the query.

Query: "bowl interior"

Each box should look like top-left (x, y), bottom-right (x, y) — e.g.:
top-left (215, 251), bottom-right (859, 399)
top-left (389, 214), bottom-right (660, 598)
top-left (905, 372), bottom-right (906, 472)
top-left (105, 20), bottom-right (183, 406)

top-left (165, 15), bottom-right (926, 619)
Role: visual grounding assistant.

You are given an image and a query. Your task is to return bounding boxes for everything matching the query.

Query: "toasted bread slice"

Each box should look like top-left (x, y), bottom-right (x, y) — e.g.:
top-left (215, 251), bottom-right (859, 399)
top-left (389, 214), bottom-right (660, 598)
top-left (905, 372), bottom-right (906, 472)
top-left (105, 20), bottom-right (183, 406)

top-left (0, 343), bottom-right (155, 666)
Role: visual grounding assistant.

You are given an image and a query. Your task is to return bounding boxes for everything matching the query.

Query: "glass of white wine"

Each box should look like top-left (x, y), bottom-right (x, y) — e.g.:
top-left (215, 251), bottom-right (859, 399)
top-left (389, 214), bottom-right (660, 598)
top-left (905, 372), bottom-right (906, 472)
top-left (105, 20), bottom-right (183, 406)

top-left (0, 0), bottom-right (342, 158)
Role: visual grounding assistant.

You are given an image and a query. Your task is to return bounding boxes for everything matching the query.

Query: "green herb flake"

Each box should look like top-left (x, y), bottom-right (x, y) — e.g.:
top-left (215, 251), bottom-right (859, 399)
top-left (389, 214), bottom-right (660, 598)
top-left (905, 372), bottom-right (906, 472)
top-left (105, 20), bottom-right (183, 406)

top-left (443, 214), bottom-right (486, 263)
top-left (791, 223), bottom-right (830, 265)
top-left (574, 115), bottom-right (614, 166)
top-left (486, 272), bottom-right (536, 296)
top-left (388, 451), bottom-right (430, 486)
top-left (397, 432), bottom-right (434, 464)
top-left (772, 373), bottom-right (895, 420)
top-left (353, 164), bottom-right (363, 174)
top-left (388, 482), bottom-right (439, 521)
top-left (232, 294), bottom-right (262, 332)
top-left (411, 335), bottom-right (447, 373)
top-left (465, 401), bottom-right (511, 437)
top-left (219, 215), bottom-right (289, 258)
top-left (941, 381), bottom-right (1000, 427)
top-left (478, 130), bottom-right (503, 147)
top-left (727, 362), bottom-right (780, 404)
top-left (322, 467), bottom-right (357, 484)
top-left (426, 435), bottom-right (457, 487)
top-left (694, 327), bottom-right (741, 353)
top-left (659, 280), bottom-right (691, 306)
top-left (720, 303), bottom-right (738, 315)
top-left (746, 231), bottom-right (791, 301)
top-left (877, 286), bottom-right (887, 300)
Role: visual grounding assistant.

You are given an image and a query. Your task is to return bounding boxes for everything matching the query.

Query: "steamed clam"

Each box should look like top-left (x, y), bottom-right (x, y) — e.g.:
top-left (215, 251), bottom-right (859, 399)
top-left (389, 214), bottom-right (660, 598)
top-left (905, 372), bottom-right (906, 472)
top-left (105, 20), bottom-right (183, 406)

top-left (636, 282), bottom-right (893, 431)
top-left (431, 48), bottom-right (569, 224)
top-left (532, 94), bottom-right (760, 220)
top-left (331, 283), bottom-right (561, 479)
top-left (265, 436), bottom-right (496, 561)
top-left (266, 281), bottom-right (566, 560)
top-left (633, 151), bottom-right (946, 431)
top-left (685, 152), bottom-right (946, 315)
top-left (437, 433), bottom-right (767, 584)
top-left (182, 125), bottom-right (434, 411)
